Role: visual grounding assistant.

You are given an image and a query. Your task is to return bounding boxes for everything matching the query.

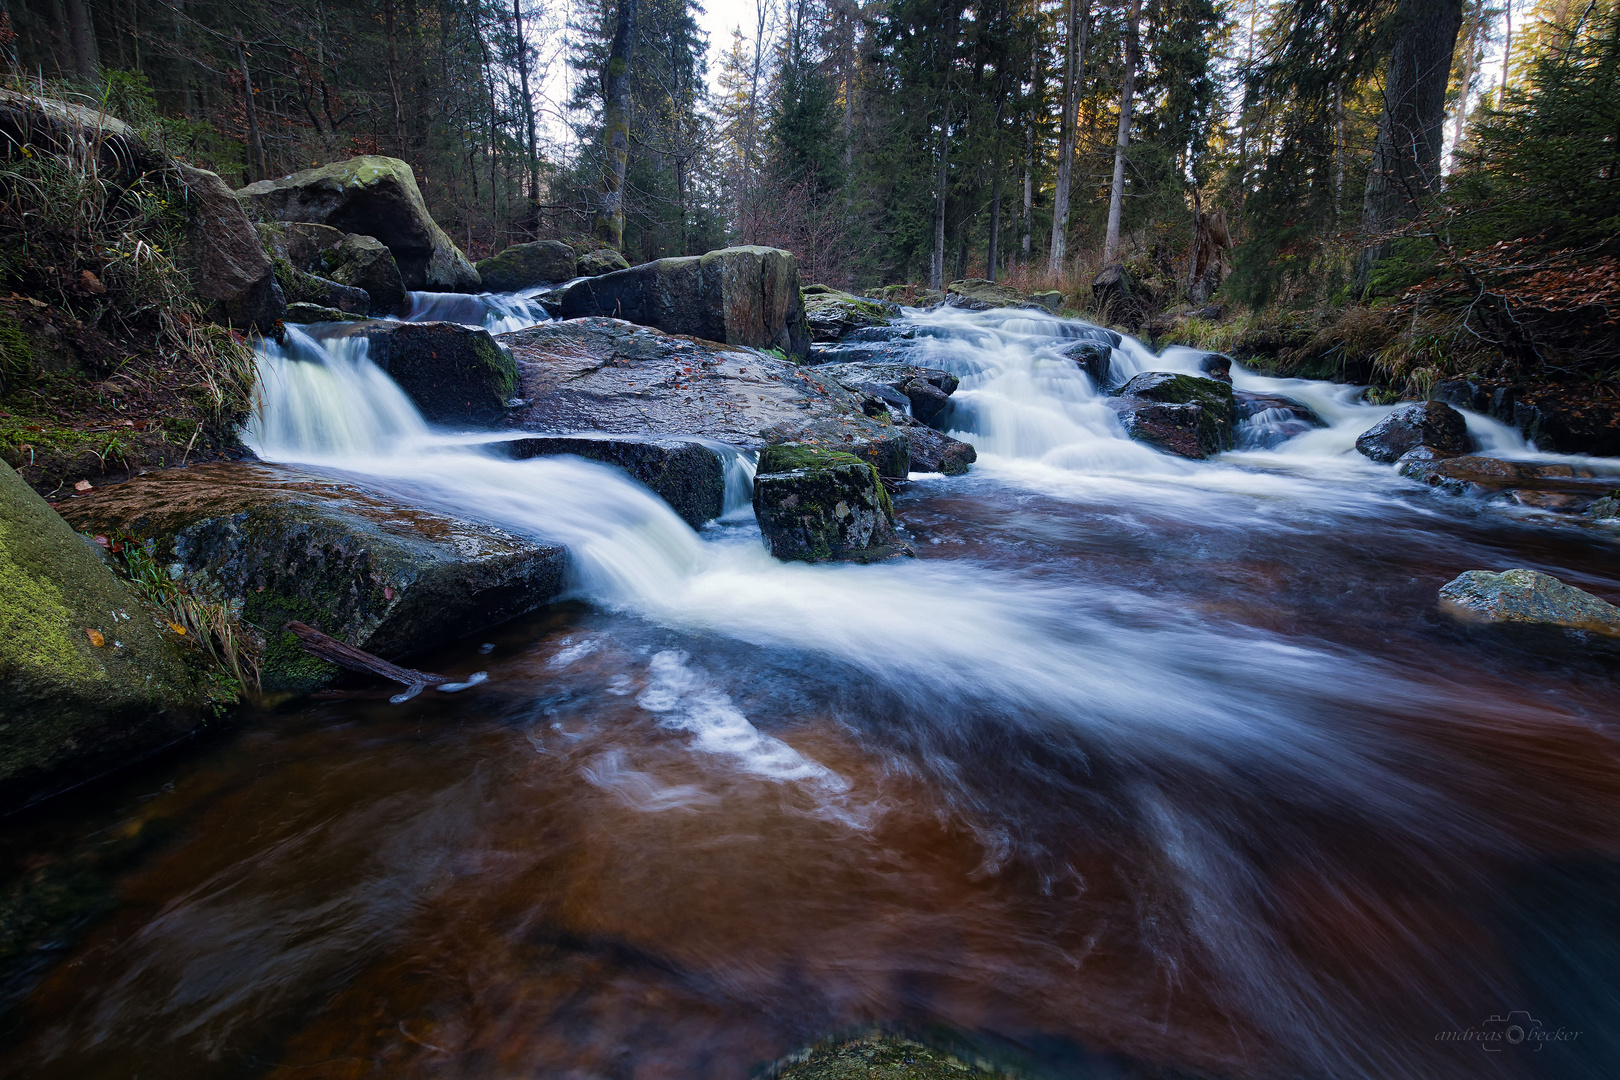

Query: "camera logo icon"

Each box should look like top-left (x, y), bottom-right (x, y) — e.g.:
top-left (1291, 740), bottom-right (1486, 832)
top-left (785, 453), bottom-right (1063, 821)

top-left (1481, 1011), bottom-right (1545, 1052)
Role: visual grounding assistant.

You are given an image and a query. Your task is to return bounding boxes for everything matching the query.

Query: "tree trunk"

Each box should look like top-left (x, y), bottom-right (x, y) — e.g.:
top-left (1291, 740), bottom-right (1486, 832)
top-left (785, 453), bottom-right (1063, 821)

top-left (1048, 0), bottom-right (1088, 272)
top-left (1102, 0), bottom-right (1142, 267)
top-left (988, 167), bottom-right (1004, 281)
top-left (1355, 0), bottom-right (1465, 282)
top-left (1448, 0), bottom-right (1482, 171)
top-left (63, 0), bottom-right (97, 78)
top-left (931, 110), bottom-right (950, 290)
top-left (595, 0), bottom-right (640, 250)
top-left (1021, 31), bottom-right (1039, 262)
top-left (513, 0), bottom-right (540, 206)
top-left (237, 37), bottom-right (268, 184)
top-left (1500, 0), bottom-right (1512, 91)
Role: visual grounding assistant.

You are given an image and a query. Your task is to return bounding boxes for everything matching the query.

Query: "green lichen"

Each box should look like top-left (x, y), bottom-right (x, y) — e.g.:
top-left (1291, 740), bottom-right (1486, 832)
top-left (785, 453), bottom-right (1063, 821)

top-left (0, 518), bottom-right (97, 683)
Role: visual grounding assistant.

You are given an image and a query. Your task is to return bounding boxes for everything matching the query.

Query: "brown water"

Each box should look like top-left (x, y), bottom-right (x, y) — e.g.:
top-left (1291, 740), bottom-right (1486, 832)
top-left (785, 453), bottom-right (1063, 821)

top-left (4, 472), bottom-right (1619, 1080)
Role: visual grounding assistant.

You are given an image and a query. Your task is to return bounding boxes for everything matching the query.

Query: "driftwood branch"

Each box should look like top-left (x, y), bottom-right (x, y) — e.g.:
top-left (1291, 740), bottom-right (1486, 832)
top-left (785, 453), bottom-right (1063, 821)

top-left (284, 621), bottom-right (447, 688)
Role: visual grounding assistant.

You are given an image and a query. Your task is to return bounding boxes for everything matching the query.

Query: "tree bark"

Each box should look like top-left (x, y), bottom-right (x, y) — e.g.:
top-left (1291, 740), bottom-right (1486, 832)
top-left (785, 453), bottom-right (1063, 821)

top-left (1355, 0), bottom-right (1465, 282)
top-left (1048, 0), bottom-right (1088, 272)
top-left (63, 0), bottom-right (97, 78)
top-left (237, 36), bottom-right (268, 183)
top-left (931, 109), bottom-right (950, 290)
top-left (1448, 0), bottom-right (1482, 170)
top-left (988, 165), bottom-right (1004, 281)
top-left (513, 0), bottom-right (540, 206)
top-left (1102, 0), bottom-right (1142, 267)
top-left (595, 0), bottom-right (640, 250)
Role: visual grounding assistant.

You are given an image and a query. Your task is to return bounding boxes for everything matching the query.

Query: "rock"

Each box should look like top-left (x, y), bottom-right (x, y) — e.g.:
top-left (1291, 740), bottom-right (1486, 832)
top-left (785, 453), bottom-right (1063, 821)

top-left (557, 245), bottom-right (811, 362)
top-left (801, 284), bottom-right (897, 342)
top-left (352, 321), bottom-right (518, 426)
top-left (57, 462), bottom-right (566, 692)
top-left (1435, 378), bottom-right (1620, 457)
top-left (811, 362), bottom-right (960, 425)
top-left (495, 435), bottom-right (725, 528)
top-left (769, 1035), bottom-right (992, 1080)
top-left (1026, 290), bottom-right (1064, 314)
top-left (1195, 351), bottom-right (1234, 382)
top-left (173, 163), bottom-right (284, 331)
top-left (1397, 453), bottom-right (1618, 511)
top-left (1233, 389), bottom-right (1324, 449)
top-left (1438, 569), bottom-right (1620, 636)
top-left (0, 88), bottom-right (151, 184)
top-left (1, 459), bottom-right (200, 809)
top-left (500, 318), bottom-right (910, 477)
top-left (1588, 493), bottom-right (1620, 520)
top-left (477, 240), bottom-right (578, 291)
top-left (906, 426), bottom-right (976, 475)
top-left (1092, 263), bottom-right (1140, 325)
top-left (1062, 341), bottom-right (1113, 388)
top-left (326, 234), bottom-right (408, 315)
top-left (577, 248), bottom-right (631, 277)
top-left (236, 155), bottom-right (480, 291)
top-left (1108, 371), bottom-right (1237, 458)
top-left (944, 279), bottom-right (1024, 309)
top-left (257, 221), bottom-right (347, 273)
top-left (1355, 400), bottom-right (1472, 463)
top-left (283, 302), bottom-right (366, 324)
top-left (752, 444), bottom-right (912, 563)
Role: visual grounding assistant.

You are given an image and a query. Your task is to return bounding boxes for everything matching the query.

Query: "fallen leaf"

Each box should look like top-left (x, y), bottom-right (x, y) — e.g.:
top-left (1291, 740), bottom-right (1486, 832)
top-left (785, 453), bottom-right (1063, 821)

top-left (85, 628), bottom-right (105, 647)
top-left (74, 480), bottom-right (93, 492)
top-left (167, 622), bottom-right (187, 635)
top-left (79, 269), bottom-right (106, 295)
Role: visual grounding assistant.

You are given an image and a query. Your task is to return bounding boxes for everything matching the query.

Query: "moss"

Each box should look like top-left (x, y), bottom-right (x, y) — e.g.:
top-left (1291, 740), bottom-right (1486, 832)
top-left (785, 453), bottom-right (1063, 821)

top-left (758, 444), bottom-right (867, 475)
top-left (771, 1035), bottom-right (1005, 1079)
top-left (0, 518), bottom-right (96, 683)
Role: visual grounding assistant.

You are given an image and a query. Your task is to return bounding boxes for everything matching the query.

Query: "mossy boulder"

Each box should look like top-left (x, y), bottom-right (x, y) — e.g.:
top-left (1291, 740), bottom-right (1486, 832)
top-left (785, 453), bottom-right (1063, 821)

top-left (354, 321), bottom-right (518, 426)
top-left (56, 463), bottom-right (567, 692)
top-left (236, 155), bottom-right (480, 291)
top-left (326, 234), bottom-right (407, 314)
top-left (556, 245), bottom-right (811, 361)
top-left (1108, 371), bottom-right (1237, 459)
top-left (802, 284), bottom-right (897, 342)
top-left (256, 220), bottom-right (347, 272)
top-left (0, 459), bottom-right (200, 809)
top-left (753, 443), bottom-right (911, 563)
top-left (499, 435), bottom-right (725, 528)
top-left (576, 248), bottom-right (631, 277)
top-left (944, 279), bottom-right (1023, 309)
top-left (1026, 289), bottom-right (1064, 313)
top-left (283, 302), bottom-right (365, 325)
top-left (1439, 569), bottom-right (1620, 636)
top-left (476, 240), bottom-right (578, 291)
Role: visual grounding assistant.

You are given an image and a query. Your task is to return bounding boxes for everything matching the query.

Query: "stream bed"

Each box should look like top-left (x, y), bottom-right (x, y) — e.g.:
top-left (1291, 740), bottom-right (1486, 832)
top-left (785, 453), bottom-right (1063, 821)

top-left (3, 303), bottom-right (1618, 1080)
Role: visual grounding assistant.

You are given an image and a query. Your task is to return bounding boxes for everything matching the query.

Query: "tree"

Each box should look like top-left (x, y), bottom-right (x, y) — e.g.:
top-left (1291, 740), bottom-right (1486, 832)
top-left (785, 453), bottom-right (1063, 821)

top-left (1103, 0), bottom-right (1144, 266)
top-left (595, 0), bottom-right (641, 248)
top-left (1048, 0), bottom-right (1089, 271)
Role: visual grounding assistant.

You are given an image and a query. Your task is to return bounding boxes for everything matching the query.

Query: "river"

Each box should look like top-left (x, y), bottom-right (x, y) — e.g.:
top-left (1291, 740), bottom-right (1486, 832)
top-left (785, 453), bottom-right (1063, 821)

top-left (2, 297), bottom-right (1617, 1079)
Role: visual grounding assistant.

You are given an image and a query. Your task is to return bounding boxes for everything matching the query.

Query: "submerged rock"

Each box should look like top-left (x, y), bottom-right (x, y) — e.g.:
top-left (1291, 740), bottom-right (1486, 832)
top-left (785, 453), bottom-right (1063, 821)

top-left (1062, 340), bottom-right (1113, 388)
top-left (1397, 454), bottom-right (1619, 511)
top-left (499, 319), bottom-right (910, 477)
top-left (906, 426), bottom-right (976, 475)
top-left (57, 463), bottom-right (567, 692)
top-left (1233, 389), bottom-right (1324, 449)
top-left (1438, 569), bottom-right (1620, 636)
top-left (576, 247), bottom-right (630, 277)
top-left (1355, 400), bottom-right (1471, 463)
top-left (1108, 371), bottom-right (1237, 459)
top-left (173, 163), bottom-right (285, 332)
top-left (557, 245), bottom-right (811, 361)
top-left (355, 321), bottom-right (518, 426)
top-left (752, 444), bottom-right (911, 563)
top-left (802, 284), bottom-right (897, 342)
top-left (476, 239), bottom-right (577, 291)
top-left (496, 435), bottom-right (725, 529)
top-left (237, 155), bottom-right (480, 291)
top-left (1, 460), bottom-right (200, 809)
top-left (326, 233), bottom-right (407, 315)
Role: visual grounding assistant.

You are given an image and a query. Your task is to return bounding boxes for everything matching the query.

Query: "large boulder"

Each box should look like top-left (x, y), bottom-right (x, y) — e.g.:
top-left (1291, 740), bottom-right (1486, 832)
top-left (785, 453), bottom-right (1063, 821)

top-left (802, 284), bottom-right (897, 342)
top-left (496, 435), bottom-right (725, 529)
top-left (236, 156), bottom-right (480, 291)
top-left (1439, 569), bottom-right (1620, 636)
top-left (1, 459), bottom-right (200, 809)
top-left (1092, 263), bottom-right (1141, 326)
top-left (1355, 400), bottom-right (1471, 463)
top-left (1436, 378), bottom-right (1620, 457)
top-left (173, 163), bottom-right (284, 331)
top-left (576, 248), bottom-right (630, 277)
top-left (57, 463), bottom-right (567, 692)
top-left (477, 240), bottom-right (578, 292)
top-left (1108, 371), bottom-right (1237, 459)
top-left (352, 321), bottom-right (518, 426)
top-left (0, 88), bottom-right (150, 184)
top-left (752, 444), bottom-right (911, 564)
top-left (556, 245), bottom-right (811, 361)
top-left (500, 318), bottom-right (909, 476)
top-left (326, 234), bottom-right (407, 314)
top-left (906, 426), bottom-right (976, 475)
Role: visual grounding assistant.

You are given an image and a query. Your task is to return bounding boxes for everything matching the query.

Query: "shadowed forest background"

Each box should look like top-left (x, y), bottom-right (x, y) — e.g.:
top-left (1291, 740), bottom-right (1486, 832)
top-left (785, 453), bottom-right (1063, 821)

top-left (2, 0), bottom-right (1617, 393)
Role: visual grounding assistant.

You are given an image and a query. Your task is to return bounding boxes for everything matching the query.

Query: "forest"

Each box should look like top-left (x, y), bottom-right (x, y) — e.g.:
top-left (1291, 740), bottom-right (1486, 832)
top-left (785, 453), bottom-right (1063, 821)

top-left (2, 0), bottom-right (1617, 391)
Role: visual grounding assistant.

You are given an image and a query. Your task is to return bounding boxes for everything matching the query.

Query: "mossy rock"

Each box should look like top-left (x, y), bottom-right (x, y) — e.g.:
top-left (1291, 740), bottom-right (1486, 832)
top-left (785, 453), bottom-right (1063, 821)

top-left (0, 459), bottom-right (200, 809)
top-left (283, 302), bottom-right (365, 324)
top-left (1110, 371), bottom-right (1237, 459)
top-left (768, 1035), bottom-right (1012, 1079)
top-left (477, 240), bottom-right (577, 291)
top-left (803, 285), bottom-right (898, 343)
top-left (753, 443), bottom-right (910, 563)
top-left (354, 321), bottom-right (518, 426)
top-left (945, 279), bottom-right (1023, 310)
top-left (577, 248), bottom-right (631, 277)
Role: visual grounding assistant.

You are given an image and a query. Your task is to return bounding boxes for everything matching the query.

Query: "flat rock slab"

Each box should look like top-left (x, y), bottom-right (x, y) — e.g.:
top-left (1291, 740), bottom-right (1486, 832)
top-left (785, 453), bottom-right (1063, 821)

top-left (57, 463), bottom-right (566, 691)
top-left (492, 434), bottom-right (725, 529)
top-left (499, 318), bottom-right (911, 477)
top-left (1439, 569), bottom-right (1620, 636)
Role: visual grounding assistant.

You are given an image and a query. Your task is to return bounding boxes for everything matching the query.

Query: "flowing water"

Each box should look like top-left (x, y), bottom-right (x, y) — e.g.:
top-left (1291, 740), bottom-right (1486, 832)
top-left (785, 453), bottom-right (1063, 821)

top-left (4, 299), bottom-right (1620, 1079)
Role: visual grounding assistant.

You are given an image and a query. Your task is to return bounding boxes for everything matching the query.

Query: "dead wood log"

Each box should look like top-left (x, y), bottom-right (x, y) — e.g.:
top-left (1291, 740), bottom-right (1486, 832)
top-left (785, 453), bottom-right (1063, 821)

top-left (284, 621), bottom-right (448, 688)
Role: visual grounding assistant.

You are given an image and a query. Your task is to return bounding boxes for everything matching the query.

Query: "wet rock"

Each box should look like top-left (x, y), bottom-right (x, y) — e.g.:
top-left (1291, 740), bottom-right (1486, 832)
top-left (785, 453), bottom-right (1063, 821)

top-left (354, 321), bottom-right (518, 426)
top-left (811, 362), bottom-right (959, 425)
top-left (283, 302), bottom-right (366, 324)
top-left (1439, 569), bottom-right (1620, 636)
top-left (1196, 351), bottom-right (1234, 382)
top-left (1355, 400), bottom-right (1471, 463)
top-left (326, 234), bottom-right (408, 315)
top-left (769, 1035), bottom-right (995, 1080)
top-left (906, 426), bottom-right (976, 475)
top-left (944, 279), bottom-right (1022, 309)
top-left (0, 460), bottom-right (201, 809)
top-left (802, 284), bottom-right (897, 342)
top-left (1062, 341), bottom-right (1112, 388)
top-left (1026, 289), bottom-right (1064, 314)
top-left (1397, 453), bottom-right (1618, 511)
top-left (557, 245), bottom-right (811, 362)
top-left (496, 435), bottom-right (725, 528)
top-left (1108, 371), bottom-right (1237, 459)
top-left (576, 248), bottom-right (630, 277)
top-left (57, 463), bottom-right (567, 692)
top-left (500, 319), bottom-right (910, 476)
top-left (173, 163), bottom-right (285, 331)
top-left (237, 155), bottom-right (480, 291)
top-left (1588, 493), bottom-right (1620, 520)
top-left (476, 240), bottom-right (577, 291)
top-left (1435, 378), bottom-right (1620, 457)
top-left (752, 444), bottom-right (912, 563)
top-left (1234, 389), bottom-right (1324, 449)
